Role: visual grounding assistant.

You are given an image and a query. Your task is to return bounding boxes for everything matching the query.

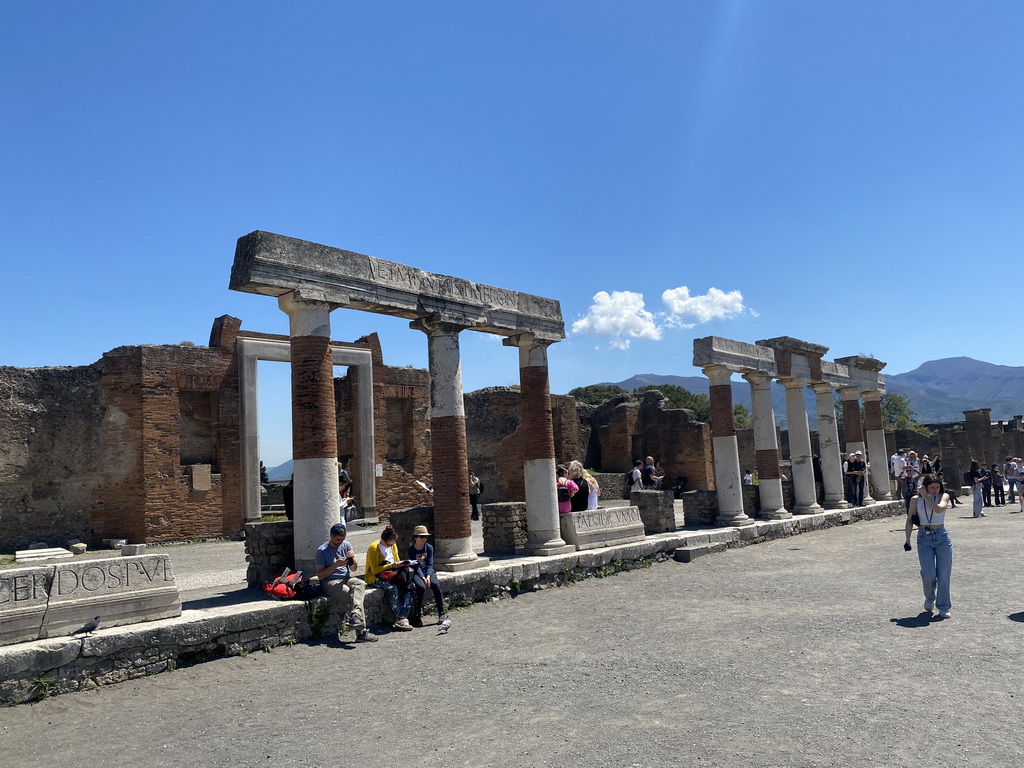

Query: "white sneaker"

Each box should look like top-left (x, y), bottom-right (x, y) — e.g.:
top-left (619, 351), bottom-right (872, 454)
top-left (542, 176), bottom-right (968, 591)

top-left (924, 600), bottom-right (934, 613)
top-left (939, 610), bottom-right (951, 619)
top-left (393, 617), bottom-right (413, 631)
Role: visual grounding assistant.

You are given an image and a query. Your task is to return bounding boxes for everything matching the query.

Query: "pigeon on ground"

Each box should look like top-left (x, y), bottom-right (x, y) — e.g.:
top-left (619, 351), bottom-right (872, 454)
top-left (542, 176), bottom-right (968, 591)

top-left (437, 616), bottom-right (452, 634)
top-left (72, 616), bottom-right (101, 636)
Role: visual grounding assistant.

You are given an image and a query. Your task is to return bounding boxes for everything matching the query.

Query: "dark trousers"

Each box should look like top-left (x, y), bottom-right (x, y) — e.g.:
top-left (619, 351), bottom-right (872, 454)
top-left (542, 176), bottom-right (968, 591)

top-left (412, 573), bottom-right (446, 619)
top-left (470, 494), bottom-right (480, 520)
top-left (994, 482), bottom-right (1005, 505)
top-left (846, 476), bottom-right (864, 506)
top-left (983, 482), bottom-right (992, 506)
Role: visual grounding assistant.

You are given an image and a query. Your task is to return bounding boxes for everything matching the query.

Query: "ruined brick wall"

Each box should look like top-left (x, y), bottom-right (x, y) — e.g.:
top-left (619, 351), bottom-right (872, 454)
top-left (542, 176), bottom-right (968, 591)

top-left (336, 333), bottom-right (433, 518)
top-left (91, 317), bottom-right (243, 544)
top-left (0, 365), bottom-right (105, 550)
top-left (464, 388), bottom-right (579, 504)
top-left (596, 402), bottom-right (641, 473)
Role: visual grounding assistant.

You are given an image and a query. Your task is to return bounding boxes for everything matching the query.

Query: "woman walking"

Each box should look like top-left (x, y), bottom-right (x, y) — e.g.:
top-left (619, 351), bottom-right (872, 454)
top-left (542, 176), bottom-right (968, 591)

top-left (903, 474), bottom-right (952, 618)
top-left (969, 460), bottom-right (986, 518)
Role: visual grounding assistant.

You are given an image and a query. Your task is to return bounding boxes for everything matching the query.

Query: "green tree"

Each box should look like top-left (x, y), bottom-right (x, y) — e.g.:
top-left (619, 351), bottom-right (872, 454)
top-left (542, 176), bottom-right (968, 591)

top-left (634, 384), bottom-right (711, 420)
top-left (259, 461), bottom-right (270, 484)
top-left (881, 393), bottom-right (929, 433)
top-left (733, 403), bottom-right (752, 430)
top-left (568, 384), bottom-right (630, 405)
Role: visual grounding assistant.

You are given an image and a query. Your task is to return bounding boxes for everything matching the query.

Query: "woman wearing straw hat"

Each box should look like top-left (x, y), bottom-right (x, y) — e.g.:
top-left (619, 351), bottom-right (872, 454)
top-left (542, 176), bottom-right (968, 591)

top-left (407, 524), bottom-right (447, 627)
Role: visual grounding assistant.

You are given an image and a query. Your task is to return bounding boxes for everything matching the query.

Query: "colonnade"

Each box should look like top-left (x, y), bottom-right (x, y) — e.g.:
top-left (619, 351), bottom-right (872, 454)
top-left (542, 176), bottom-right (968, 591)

top-left (694, 336), bottom-right (888, 526)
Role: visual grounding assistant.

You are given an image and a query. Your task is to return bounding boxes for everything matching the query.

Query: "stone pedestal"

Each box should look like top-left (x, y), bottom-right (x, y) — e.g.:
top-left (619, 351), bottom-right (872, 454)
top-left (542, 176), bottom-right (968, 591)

top-left (558, 507), bottom-right (645, 550)
top-left (630, 489), bottom-right (677, 534)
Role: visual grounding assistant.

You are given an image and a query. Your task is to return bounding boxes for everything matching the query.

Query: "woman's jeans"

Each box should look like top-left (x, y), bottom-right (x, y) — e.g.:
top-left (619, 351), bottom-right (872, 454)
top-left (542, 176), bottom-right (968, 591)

top-left (374, 578), bottom-right (413, 620)
top-left (917, 527), bottom-right (952, 612)
top-left (972, 483), bottom-right (984, 516)
top-left (412, 573), bottom-right (446, 619)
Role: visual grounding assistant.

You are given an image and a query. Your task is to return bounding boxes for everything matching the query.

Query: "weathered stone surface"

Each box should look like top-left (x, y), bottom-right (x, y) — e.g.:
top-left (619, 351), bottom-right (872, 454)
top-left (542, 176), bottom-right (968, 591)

top-left (0, 565), bottom-right (53, 645)
top-left (120, 544), bottom-right (146, 556)
top-left (40, 555), bottom-right (181, 641)
top-left (70, 543), bottom-right (88, 555)
top-left (15, 547), bottom-right (74, 563)
top-left (559, 506), bottom-right (645, 550)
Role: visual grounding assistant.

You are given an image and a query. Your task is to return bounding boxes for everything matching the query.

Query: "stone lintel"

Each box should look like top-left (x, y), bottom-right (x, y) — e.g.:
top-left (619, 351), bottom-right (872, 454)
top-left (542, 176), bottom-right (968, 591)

top-left (755, 336), bottom-right (829, 359)
top-left (692, 336), bottom-right (776, 375)
top-left (231, 231), bottom-right (565, 340)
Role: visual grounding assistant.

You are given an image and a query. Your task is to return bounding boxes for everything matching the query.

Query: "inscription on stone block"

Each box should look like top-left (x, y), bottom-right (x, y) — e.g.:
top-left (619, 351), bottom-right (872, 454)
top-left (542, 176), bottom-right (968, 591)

top-left (0, 555), bottom-right (182, 646)
top-left (559, 506), bottom-right (645, 550)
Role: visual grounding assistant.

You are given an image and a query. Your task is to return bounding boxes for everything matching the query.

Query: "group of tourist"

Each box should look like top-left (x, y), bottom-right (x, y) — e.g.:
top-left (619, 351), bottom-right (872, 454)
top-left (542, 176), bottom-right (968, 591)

top-left (627, 456), bottom-right (666, 493)
top-left (315, 521), bottom-right (448, 644)
top-left (556, 460), bottom-right (601, 512)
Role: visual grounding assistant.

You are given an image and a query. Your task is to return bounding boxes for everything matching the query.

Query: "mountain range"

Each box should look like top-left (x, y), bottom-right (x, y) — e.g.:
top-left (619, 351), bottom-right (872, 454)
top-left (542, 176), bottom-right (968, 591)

top-left (605, 357), bottom-right (1024, 425)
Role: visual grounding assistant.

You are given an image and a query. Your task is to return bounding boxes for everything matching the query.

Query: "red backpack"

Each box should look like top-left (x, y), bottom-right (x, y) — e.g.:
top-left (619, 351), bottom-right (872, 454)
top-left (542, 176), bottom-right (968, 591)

top-left (263, 568), bottom-right (310, 600)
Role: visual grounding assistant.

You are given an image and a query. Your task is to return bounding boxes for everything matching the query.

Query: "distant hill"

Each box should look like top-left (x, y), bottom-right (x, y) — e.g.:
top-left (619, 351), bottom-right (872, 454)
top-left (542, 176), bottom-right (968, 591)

top-left (602, 357), bottom-right (1024, 425)
top-left (885, 357), bottom-right (1024, 422)
top-left (267, 459), bottom-right (293, 482)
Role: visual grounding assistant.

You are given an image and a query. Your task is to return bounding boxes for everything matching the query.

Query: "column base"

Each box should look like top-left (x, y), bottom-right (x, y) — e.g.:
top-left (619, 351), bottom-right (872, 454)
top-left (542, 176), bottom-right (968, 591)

top-left (757, 508), bottom-right (792, 520)
top-left (524, 543), bottom-right (577, 557)
top-left (870, 491), bottom-right (892, 502)
top-left (791, 503), bottom-right (823, 515)
top-left (435, 553), bottom-right (491, 572)
top-left (822, 498), bottom-right (851, 510)
top-left (716, 512), bottom-right (755, 527)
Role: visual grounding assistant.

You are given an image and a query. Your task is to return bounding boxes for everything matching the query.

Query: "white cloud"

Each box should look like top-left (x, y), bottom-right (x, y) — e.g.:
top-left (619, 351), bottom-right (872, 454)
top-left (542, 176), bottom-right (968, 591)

top-left (571, 291), bottom-right (662, 350)
top-left (572, 285), bottom-right (752, 349)
top-left (662, 286), bottom-right (746, 323)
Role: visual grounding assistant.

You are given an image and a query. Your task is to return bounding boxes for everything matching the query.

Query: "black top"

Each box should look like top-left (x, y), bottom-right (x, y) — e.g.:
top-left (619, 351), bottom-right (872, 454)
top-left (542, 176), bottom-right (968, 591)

top-left (570, 478), bottom-right (590, 512)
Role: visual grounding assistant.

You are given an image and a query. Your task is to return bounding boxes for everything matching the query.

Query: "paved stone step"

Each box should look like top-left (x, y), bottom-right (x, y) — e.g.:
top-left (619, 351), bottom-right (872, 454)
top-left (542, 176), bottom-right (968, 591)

top-left (673, 543), bottom-right (727, 563)
top-left (14, 547), bottom-right (74, 563)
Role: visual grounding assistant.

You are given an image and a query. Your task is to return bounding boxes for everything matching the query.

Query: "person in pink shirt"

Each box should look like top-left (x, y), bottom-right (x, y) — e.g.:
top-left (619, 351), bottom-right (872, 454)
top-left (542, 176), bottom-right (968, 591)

top-left (555, 464), bottom-right (579, 514)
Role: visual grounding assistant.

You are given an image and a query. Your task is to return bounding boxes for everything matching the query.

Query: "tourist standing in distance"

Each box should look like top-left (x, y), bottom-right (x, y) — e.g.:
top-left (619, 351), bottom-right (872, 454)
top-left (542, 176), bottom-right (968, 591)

top-left (365, 525), bottom-right (415, 631)
top-left (890, 448), bottom-right (907, 496)
top-left (629, 460), bottom-right (644, 495)
top-left (556, 465), bottom-right (579, 514)
top-left (845, 451), bottom-right (867, 506)
top-left (314, 523), bottom-right (377, 643)
top-left (567, 460), bottom-right (590, 513)
top-left (641, 456), bottom-right (658, 489)
top-left (990, 464), bottom-right (1005, 506)
top-left (903, 474), bottom-right (953, 619)
top-left (968, 460), bottom-right (986, 517)
top-left (468, 470), bottom-right (482, 521)
top-left (583, 467), bottom-right (601, 509)
top-left (407, 525), bottom-right (446, 627)
top-left (1004, 457), bottom-right (1019, 504)
top-left (981, 464), bottom-right (993, 507)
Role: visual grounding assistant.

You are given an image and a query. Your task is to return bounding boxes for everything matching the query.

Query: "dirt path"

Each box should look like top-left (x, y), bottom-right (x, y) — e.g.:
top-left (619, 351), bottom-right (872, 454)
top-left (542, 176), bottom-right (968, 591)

top-left (3, 508), bottom-right (1023, 767)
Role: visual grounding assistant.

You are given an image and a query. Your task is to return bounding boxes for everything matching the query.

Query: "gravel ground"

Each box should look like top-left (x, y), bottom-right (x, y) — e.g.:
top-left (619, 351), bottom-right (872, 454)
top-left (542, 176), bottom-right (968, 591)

top-left (2, 506), bottom-right (1023, 768)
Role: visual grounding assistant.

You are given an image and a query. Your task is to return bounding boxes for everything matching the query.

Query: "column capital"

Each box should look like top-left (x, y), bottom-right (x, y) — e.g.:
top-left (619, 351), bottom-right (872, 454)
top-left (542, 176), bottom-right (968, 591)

top-left (778, 376), bottom-right (809, 390)
top-left (741, 370), bottom-right (773, 386)
top-left (409, 314), bottom-right (469, 337)
top-left (837, 385), bottom-right (861, 400)
top-left (702, 364), bottom-right (734, 387)
top-left (278, 290), bottom-right (334, 338)
top-left (808, 381), bottom-right (834, 395)
top-left (860, 389), bottom-right (883, 403)
top-left (502, 331), bottom-right (558, 350)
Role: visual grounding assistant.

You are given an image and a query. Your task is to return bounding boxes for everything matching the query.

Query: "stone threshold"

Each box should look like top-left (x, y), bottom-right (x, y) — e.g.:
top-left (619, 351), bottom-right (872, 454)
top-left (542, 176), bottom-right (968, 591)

top-left (0, 501), bottom-right (903, 705)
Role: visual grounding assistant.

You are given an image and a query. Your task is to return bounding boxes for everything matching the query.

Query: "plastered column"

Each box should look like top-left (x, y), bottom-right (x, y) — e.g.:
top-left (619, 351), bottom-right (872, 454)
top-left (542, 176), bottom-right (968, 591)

top-left (410, 317), bottom-right (486, 571)
top-left (505, 334), bottom-right (574, 556)
top-left (862, 390), bottom-right (891, 501)
top-left (809, 382), bottom-right (849, 509)
top-left (742, 372), bottom-right (789, 519)
top-left (781, 378), bottom-right (822, 514)
top-left (704, 365), bottom-right (753, 527)
top-left (279, 292), bottom-right (340, 573)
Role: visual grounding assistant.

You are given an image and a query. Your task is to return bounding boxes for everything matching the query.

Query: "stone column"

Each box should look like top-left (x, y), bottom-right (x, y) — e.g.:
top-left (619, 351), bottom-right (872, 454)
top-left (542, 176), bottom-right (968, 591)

top-left (780, 378), bottom-right (822, 514)
top-left (742, 372), bottom-right (789, 519)
top-left (703, 365), bottom-right (753, 527)
top-left (839, 387), bottom-right (865, 456)
top-left (410, 317), bottom-right (486, 571)
top-left (505, 334), bottom-right (574, 555)
top-left (809, 382), bottom-right (849, 509)
top-left (862, 390), bottom-right (891, 501)
top-left (279, 292), bottom-right (340, 573)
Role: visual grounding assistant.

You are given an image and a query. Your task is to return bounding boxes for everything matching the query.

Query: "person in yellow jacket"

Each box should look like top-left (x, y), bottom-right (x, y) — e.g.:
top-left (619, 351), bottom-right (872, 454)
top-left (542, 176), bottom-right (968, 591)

top-left (365, 525), bottom-right (415, 631)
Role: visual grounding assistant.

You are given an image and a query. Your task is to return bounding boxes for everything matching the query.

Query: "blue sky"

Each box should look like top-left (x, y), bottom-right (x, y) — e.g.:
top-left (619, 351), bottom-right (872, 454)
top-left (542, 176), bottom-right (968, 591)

top-left (3, 3), bottom-right (1021, 466)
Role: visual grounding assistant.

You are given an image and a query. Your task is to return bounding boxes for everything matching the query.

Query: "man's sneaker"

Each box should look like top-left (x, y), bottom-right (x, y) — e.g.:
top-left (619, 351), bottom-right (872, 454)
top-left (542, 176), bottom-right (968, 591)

top-left (979, 512), bottom-right (987, 517)
top-left (355, 630), bottom-right (378, 643)
top-left (938, 610), bottom-right (951, 619)
top-left (924, 600), bottom-right (934, 613)
top-left (393, 617), bottom-right (413, 631)
top-left (347, 611), bottom-right (365, 629)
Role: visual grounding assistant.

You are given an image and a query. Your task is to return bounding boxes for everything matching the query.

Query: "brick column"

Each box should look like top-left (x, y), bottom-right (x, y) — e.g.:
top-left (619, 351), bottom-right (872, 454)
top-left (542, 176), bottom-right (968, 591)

top-left (505, 334), bottom-right (574, 555)
top-left (704, 365), bottom-right (753, 527)
top-left (278, 292), bottom-right (339, 573)
top-left (862, 390), bottom-right (891, 501)
top-left (410, 317), bottom-right (486, 571)
top-left (839, 386), bottom-right (865, 456)
top-left (809, 382), bottom-right (849, 509)
top-left (742, 372), bottom-right (789, 519)
top-left (780, 377), bottom-right (822, 514)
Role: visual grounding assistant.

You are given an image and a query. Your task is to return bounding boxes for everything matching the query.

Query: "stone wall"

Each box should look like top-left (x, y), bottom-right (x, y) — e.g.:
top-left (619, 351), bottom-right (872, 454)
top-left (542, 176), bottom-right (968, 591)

top-left (0, 365), bottom-right (105, 551)
top-left (244, 521), bottom-right (295, 588)
top-left (480, 501), bottom-right (529, 555)
top-left (464, 388), bottom-right (580, 504)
